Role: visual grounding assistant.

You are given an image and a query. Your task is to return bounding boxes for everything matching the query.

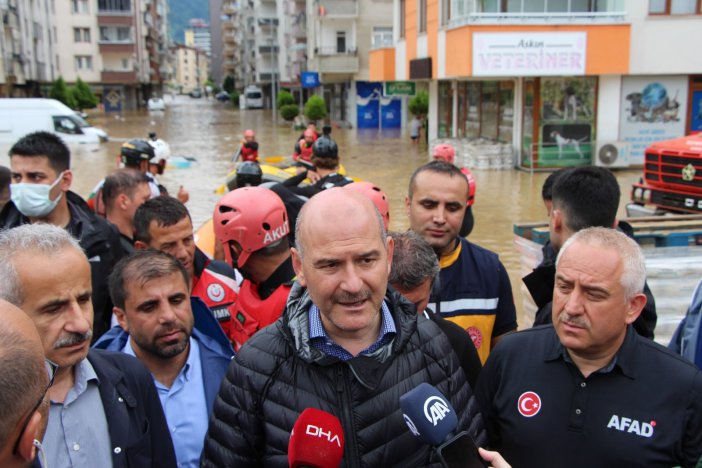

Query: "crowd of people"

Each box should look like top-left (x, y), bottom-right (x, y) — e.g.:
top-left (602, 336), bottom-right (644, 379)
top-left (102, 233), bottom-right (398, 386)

top-left (0, 127), bottom-right (701, 468)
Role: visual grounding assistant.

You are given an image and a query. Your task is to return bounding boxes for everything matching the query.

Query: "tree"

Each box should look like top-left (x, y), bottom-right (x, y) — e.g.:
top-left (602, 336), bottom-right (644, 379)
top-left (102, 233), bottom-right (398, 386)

top-left (49, 76), bottom-right (77, 109)
top-left (205, 78), bottom-right (220, 94)
top-left (304, 95), bottom-right (327, 123)
top-left (71, 77), bottom-right (98, 110)
top-left (280, 104), bottom-right (299, 121)
top-left (222, 75), bottom-right (235, 93)
top-left (409, 90), bottom-right (428, 116)
top-left (277, 90), bottom-right (294, 109)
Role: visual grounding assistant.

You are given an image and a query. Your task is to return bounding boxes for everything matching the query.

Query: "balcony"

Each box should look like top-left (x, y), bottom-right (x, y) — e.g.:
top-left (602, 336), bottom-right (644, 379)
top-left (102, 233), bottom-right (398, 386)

top-left (317, 0), bottom-right (357, 18)
top-left (311, 49), bottom-right (358, 73)
top-left (224, 32), bottom-right (236, 43)
top-left (98, 14), bottom-right (134, 26)
top-left (258, 18), bottom-right (279, 27)
top-left (99, 42), bottom-right (135, 53)
top-left (102, 70), bottom-right (137, 83)
top-left (259, 45), bottom-right (279, 54)
top-left (222, 2), bottom-right (236, 15)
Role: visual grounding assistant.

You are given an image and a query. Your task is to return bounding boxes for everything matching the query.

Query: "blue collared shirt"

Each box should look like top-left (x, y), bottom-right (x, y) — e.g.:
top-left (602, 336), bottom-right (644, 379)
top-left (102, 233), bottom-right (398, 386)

top-left (309, 300), bottom-right (396, 360)
top-left (45, 358), bottom-right (113, 468)
top-left (124, 337), bottom-right (208, 468)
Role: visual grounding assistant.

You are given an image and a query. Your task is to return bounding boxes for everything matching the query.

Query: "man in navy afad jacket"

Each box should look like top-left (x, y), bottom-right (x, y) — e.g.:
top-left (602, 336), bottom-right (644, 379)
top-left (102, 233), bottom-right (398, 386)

top-left (95, 249), bottom-right (234, 468)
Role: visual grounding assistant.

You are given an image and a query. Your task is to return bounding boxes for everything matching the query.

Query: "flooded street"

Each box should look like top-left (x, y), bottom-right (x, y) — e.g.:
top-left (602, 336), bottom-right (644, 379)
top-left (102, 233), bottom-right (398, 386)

top-left (0, 96), bottom-right (645, 328)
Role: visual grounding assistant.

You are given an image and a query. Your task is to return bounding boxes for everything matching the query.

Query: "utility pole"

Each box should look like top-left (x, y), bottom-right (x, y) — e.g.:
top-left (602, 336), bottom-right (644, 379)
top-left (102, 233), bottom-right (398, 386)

top-left (271, 29), bottom-right (277, 119)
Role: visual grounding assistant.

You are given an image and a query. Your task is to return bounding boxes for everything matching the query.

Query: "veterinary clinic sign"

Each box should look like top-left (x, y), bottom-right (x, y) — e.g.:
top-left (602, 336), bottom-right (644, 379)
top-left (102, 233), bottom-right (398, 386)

top-left (473, 32), bottom-right (586, 77)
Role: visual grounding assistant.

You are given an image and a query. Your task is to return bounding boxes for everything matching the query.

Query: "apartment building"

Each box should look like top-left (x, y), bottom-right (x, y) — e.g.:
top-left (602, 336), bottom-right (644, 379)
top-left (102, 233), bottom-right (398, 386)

top-left (0, 0), bottom-right (168, 109)
top-left (0, 0), bottom-right (56, 96)
top-left (209, 0), bottom-right (224, 83)
top-left (173, 44), bottom-right (209, 94)
top-left (370, 0), bottom-right (702, 169)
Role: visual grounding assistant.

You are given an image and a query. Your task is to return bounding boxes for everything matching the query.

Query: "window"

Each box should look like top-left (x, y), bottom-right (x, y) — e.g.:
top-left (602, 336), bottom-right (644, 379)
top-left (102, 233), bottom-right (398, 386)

top-left (649, 0), bottom-right (700, 14)
top-left (74, 55), bottom-right (93, 70)
top-left (336, 31), bottom-right (346, 53)
top-left (98, 0), bottom-right (131, 12)
top-left (372, 27), bottom-right (393, 48)
top-left (121, 58), bottom-right (129, 69)
top-left (400, 0), bottom-right (406, 38)
top-left (441, 0), bottom-right (451, 25)
top-left (71, 0), bottom-right (89, 14)
top-left (73, 27), bottom-right (90, 43)
top-left (419, 0), bottom-right (427, 33)
top-left (99, 26), bottom-right (132, 43)
top-left (53, 116), bottom-right (82, 135)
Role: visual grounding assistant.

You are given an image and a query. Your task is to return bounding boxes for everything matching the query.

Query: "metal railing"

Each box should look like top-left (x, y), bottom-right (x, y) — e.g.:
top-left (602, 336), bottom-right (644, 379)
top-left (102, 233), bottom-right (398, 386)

top-left (449, 10), bottom-right (626, 27)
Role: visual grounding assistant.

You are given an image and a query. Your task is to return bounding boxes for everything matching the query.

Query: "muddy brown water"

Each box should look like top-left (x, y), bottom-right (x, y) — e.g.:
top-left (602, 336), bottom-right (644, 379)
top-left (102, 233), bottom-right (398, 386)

top-left (0, 96), bottom-right (644, 328)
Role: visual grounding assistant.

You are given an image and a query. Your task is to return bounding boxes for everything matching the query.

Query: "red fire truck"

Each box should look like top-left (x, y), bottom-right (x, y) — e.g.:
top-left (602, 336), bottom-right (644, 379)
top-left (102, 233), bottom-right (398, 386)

top-left (630, 133), bottom-right (702, 214)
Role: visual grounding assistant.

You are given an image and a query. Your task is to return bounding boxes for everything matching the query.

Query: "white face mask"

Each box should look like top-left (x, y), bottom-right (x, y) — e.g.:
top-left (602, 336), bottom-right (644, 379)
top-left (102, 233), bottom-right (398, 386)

top-left (10, 171), bottom-right (65, 218)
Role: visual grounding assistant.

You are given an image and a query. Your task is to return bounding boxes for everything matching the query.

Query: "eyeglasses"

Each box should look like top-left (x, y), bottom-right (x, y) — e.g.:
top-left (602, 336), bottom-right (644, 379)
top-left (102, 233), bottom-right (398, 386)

top-left (12, 359), bottom-right (58, 455)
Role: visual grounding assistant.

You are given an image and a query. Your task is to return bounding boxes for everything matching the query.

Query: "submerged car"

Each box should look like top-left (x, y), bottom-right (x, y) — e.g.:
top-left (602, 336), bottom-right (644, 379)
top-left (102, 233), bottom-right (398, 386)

top-left (148, 97), bottom-right (166, 111)
top-left (215, 91), bottom-right (230, 102)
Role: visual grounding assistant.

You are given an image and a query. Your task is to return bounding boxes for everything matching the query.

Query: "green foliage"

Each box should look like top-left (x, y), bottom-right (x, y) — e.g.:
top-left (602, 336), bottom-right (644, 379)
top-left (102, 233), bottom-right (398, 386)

top-left (167, 0), bottom-right (208, 42)
top-left (205, 78), bottom-right (220, 94)
top-left (222, 75), bottom-right (235, 93)
top-left (277, 90), bottom-right (294, 109)
top-left (280, 104), bottom-right (299, 121)
top-left (409, 90), bottom-right (428, 116)
top-left (230, 90), bottom-right (240, 105)
top-left (49, 76), bottom-right (77, 109)
top-left (71, 77), bottom-right (98, 110)
top-left (304, 95), bottom-right (327, 122)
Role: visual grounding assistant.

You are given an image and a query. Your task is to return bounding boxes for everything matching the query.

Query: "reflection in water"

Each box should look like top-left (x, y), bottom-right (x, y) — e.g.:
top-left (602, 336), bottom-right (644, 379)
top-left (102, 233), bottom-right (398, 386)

top-left (0, 97), bottom-right (644, 327)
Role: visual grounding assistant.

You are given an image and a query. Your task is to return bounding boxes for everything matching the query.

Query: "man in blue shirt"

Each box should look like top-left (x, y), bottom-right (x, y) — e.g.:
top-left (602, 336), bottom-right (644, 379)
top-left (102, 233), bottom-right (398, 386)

top-left (201, 188), bottom-right (485, 467)
top-left (95, 249), bottom-right (234, 468)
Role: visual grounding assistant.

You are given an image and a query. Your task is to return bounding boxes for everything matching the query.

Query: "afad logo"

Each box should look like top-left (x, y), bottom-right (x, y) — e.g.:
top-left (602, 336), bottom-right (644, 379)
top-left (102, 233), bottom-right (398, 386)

top-left (423, 396), bottom-right (451, 426)
top-left (517, 391), bottom-right (541, 418)
top-left (606, 415), bottom-right (655, 438)
top-left (207, 283), bottom-right (226, 302)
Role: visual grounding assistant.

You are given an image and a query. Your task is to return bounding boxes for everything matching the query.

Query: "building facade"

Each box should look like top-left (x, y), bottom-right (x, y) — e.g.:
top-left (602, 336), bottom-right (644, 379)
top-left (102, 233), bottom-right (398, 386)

top-left (370, 0), bottom-right (702, 169)
top-left (173, 44), bottom-right (209, 94)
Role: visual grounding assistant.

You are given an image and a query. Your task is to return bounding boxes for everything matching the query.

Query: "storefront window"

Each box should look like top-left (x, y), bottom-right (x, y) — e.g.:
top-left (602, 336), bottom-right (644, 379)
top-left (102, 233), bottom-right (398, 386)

top-left (438, 81), bottom-right (453, 138)
top-left (481, 81), bottom-right (499, 140)
top-left (498, 81), bottom-right (514, 142)
top-left (522, 79), bottom-right (535, 166)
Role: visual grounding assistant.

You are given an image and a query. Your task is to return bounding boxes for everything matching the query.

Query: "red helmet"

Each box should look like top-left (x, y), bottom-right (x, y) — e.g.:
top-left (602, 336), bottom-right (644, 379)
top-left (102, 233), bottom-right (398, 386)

top-left (461, 167), bottom-right (476, 207)
top-left (432, 144), bottom-right (456, 164)
top-left (344, 182), bottom-right (390, 230)
top-left (244, 129), bottom-right (255, 139)
top-left (213, 187), bottom-right (289, 268)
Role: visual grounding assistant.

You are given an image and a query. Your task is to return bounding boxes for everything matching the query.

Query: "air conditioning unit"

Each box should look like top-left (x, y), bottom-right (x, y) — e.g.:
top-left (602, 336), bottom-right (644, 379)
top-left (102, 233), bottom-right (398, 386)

top-left (594, 141), bottom-right (631, 168)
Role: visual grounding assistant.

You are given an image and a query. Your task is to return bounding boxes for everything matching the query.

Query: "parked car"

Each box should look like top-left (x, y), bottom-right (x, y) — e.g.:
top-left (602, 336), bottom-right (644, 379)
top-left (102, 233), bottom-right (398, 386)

top-left (148, 97), bottom-right (166, 111)
top-left (215, 91), bottom-right (230, 102)
top-left (244, 85), bottom-right (264, 109)
top-left (189, 89), bottom-right (203, 98)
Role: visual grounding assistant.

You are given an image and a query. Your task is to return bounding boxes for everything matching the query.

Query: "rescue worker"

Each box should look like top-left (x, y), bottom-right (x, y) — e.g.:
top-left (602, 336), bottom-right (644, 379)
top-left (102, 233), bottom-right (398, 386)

top-left (282, 136), bottom-right (353, 198)
top-left (432, 143), bottom-right (476, 237)
top-left (213, 186), bottom-right (295, 350)
top-left (239, 129), bottom-right (259, 162)
top-left (233, 161), bottom-right (263, 189)
top-left (292, 128), bottom-right (316, 167)
top-left (344, 181), bottom-right (391, 230)
top-left (134, 196), bottom-right (242, 340)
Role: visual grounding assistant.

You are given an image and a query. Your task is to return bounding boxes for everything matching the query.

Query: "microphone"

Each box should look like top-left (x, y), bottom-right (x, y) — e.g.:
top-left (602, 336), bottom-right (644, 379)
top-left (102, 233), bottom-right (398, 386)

top-left (400, 383), bottom-right (486, 468)
top-left (288, 408), bottom-right (345, 468)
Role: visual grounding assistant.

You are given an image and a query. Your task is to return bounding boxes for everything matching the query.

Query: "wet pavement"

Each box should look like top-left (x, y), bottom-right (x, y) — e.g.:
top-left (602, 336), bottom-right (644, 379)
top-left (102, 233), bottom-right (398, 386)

top-left (0, 95), bottom-right (645, 328)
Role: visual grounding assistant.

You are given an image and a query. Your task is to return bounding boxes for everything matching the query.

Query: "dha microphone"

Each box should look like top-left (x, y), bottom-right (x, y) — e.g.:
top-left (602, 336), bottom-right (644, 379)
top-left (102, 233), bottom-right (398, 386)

top-left (400, 383), bottom-right (486, 468)
top-left (288, 408), bottom-right (345, 468)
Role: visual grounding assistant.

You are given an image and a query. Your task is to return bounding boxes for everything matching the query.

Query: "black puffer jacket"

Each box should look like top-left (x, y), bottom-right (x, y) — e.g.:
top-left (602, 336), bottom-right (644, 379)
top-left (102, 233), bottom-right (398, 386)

top-left (201, 283), bottom-right (486, 467)
top-left (0, 191), bottom-right (124, 340)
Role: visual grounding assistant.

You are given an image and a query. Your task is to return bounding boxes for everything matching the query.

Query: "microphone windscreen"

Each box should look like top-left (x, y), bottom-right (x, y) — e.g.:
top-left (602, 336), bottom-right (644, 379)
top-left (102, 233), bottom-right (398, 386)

top-left (400, 382), bottom-right (458, 446)
top-left (288, 408), bottom-right (344, 468)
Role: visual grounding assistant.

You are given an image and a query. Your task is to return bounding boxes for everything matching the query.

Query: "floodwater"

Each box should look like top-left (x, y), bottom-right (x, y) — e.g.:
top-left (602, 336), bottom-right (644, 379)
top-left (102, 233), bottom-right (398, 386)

top-left (0, 96), bottom-right (645, 328)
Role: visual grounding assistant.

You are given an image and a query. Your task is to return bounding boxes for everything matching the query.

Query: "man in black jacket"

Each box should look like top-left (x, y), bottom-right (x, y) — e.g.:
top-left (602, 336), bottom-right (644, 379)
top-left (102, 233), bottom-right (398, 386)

top-left (0, 131), bottom-right (123, 340)
top-left (0, 224), bottom-right (176, 468)
top-left (202, 188), bottom-right (485, 467)
top-left (525, 166), bottom-right (657, 339)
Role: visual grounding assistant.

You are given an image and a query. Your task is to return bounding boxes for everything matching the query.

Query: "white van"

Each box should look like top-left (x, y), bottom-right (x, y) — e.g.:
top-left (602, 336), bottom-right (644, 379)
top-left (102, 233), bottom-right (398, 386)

top-left (244, 86), bottom-right (264, 109)
top-left (0, 98), bottom-right (108, 144)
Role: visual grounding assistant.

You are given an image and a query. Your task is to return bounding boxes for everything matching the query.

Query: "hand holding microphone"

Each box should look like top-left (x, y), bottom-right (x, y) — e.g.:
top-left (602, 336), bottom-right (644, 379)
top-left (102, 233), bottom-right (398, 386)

top-left (288, 408), bottom-right (344, 468)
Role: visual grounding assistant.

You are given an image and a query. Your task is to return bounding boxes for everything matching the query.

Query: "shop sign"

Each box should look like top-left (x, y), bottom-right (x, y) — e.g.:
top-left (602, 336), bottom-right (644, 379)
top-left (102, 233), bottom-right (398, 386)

top-left (301, 72), bottom-right (320, 88)
top-left (385, 81), bottom-right (416, 96)
top-left (473, 32), bottom-right (586, 77)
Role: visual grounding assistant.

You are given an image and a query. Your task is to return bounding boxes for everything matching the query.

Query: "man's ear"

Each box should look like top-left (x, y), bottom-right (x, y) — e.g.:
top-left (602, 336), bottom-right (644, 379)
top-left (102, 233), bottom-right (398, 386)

top-left (134, 240), bottom-right (148, 250)
top-left (405, 195), bottom-right (411, 216)
top-left (290, 247), bottom-right (306, 287)
top-left (60, 169), bottom-right (73, 191)
top-left (16, 411), bottom-right (42, 462)
top-left (113, 306), bottom-right (129, 332)
top-left (118, 193), bottom-right (130, 210)
top-left (625, 293), bottom-right (647, 325)
top-left (385, 236), bottom-right (394, 274)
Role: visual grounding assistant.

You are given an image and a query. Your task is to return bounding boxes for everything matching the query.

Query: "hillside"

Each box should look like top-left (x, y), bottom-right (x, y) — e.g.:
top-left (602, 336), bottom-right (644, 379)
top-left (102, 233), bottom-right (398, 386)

top-left (167, 0), bottom-right (209, 43)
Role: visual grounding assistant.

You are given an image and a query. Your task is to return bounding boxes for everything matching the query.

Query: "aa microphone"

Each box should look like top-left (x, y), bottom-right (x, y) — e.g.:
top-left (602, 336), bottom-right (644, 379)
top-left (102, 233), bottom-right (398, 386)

top-left (400, 383), bottom-right (486, 468)
top-left (288, 408), bottom-right (345, 468)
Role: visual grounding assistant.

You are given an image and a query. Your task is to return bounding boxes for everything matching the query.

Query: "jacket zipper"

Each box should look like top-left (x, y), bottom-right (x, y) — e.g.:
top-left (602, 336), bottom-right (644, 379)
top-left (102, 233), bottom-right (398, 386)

top-left (337, 366), bottom-right (359, 468)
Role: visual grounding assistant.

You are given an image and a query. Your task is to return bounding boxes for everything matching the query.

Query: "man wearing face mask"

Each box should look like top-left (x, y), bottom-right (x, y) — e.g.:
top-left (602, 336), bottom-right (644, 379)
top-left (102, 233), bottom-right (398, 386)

top-left (0, 131), bottom-right (124, 341)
